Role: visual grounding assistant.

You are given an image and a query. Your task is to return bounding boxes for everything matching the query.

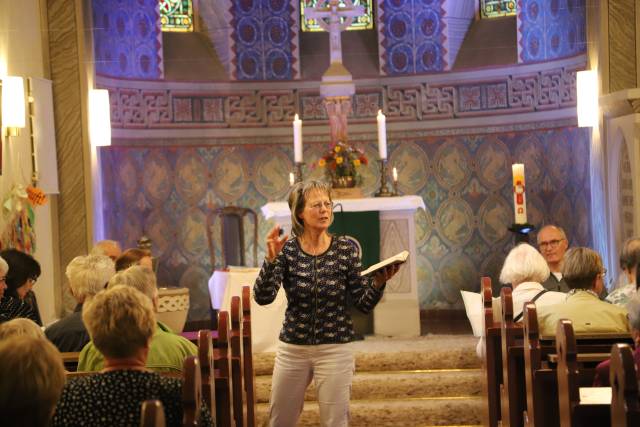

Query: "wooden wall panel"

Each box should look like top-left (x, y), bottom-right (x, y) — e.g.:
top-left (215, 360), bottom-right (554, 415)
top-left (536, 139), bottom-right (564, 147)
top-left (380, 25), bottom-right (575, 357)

top-left (608, 0), bottom-right (637, 92)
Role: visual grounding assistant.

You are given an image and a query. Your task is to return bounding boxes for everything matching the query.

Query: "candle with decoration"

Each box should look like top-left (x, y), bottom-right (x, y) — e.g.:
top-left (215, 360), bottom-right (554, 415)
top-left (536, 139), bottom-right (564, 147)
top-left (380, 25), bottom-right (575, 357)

top-left (293, 114), bottom-right (303, 163)
top-left (512, 164), bottom-right (527, 224)
top-left (377, 110), bottom-right (387, 160)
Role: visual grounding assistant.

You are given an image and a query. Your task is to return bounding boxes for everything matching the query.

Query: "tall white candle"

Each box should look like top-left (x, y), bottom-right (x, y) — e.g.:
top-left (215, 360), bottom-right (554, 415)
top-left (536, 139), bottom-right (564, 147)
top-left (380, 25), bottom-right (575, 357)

top-left (392, 167), bottom-right (398, 182)
top-left (293, 114), bottom-right (303, 163)
top-left (377, 110), bottom-right (387, 160)
top-left (289, 172), bottom-right (295, 187)
top-left (512, 164), bottom-right (527, 224)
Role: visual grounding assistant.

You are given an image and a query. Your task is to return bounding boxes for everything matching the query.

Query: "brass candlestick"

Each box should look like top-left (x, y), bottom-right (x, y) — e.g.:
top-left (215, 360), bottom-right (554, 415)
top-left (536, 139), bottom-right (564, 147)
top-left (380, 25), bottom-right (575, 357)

top-left (375, 159), bottom-right (393, 197)
top-left (294, 162), bottom-right (305, 183)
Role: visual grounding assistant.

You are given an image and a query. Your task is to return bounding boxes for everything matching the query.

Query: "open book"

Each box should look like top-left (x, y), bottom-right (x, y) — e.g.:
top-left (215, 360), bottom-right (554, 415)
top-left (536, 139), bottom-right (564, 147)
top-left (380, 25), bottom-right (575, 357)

top-left (360, 250), bottom-right (409, 277)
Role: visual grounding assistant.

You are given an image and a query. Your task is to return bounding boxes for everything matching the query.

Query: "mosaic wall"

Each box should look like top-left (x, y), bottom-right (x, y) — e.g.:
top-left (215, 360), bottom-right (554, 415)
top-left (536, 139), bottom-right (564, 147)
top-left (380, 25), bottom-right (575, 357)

top-left (92, 0), bottom-right (163, 79)
top-left (230, 0), bottom-right (299, 80)
top-left (378, 0), bottom-right (448, 75)
top-left (518, 0), bottom-right (586, 63)
top-left (100, 126), bottom-right (592, 320)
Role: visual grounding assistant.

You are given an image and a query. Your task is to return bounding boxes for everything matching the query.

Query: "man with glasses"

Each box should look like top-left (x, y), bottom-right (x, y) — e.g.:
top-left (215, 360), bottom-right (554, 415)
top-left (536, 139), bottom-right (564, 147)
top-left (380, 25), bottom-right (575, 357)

top-left (537, 225), bottom-right (570, 292)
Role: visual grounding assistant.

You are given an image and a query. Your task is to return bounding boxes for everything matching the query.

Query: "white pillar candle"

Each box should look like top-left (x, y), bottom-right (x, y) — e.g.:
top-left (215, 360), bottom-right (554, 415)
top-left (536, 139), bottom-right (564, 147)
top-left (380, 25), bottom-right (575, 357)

top-left (512, 164), bottom-right (527, 224)
top-left (392, 167), bottom-right (398, 182)
top-left (289, 172), bottom-right (295, 186)
top-left (377, 110), bottom-right (387, 160)
top-left (293, 114), bottom-right (303, 163)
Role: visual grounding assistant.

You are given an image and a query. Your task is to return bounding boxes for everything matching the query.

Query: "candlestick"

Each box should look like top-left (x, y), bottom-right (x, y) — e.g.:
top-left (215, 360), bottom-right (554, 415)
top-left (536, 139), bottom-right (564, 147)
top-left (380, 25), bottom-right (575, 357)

top-left (375, 159), bottom-right (393, 197)
top-left (512, 163), bottom-right (527, 224)
top-left (294, 162), bottom-right (304, 183)
top-left (293, 114), bottom-right (303, 163)
top-left (377, 110), bottom-right (387, 160)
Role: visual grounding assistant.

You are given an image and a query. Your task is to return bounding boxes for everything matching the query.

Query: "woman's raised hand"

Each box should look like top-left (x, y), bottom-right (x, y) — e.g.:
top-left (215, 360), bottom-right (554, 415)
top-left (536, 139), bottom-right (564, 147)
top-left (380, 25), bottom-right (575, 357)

top-left (266, 226), bottom-right (288, 263)
top-left (373, 263), bottom-right (401, 289)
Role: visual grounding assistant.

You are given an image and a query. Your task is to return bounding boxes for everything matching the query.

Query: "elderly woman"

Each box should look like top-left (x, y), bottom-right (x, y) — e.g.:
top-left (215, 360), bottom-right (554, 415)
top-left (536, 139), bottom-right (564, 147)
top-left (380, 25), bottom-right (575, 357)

top-left (45, 255), bottom-right (115, 352)
top-left (0, 253), bottom-right (40, 324)
top-left (0, 317), bottom-right (45, 340)
top-left (52, 285), bottom-right (212, 426)
top-left (537, 247), bottom-right (630, 336)
top-left (0, 335), bottom-right (65, 427)
top-left (253, 180), bottom-right (400, 427)
top-left (78, 266), bottom-right (197, 372)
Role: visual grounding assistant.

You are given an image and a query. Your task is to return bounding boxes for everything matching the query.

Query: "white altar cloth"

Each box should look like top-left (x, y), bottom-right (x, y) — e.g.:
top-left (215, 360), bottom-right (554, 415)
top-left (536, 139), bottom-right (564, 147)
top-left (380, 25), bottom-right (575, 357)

top-left (208, 268), bottom-right (286, 353)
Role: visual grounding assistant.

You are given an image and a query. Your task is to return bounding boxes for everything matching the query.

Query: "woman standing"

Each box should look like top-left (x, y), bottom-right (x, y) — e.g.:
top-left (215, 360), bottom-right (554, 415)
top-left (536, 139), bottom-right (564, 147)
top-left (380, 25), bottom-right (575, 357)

top-left (254, 180), bottom-right (400, 427)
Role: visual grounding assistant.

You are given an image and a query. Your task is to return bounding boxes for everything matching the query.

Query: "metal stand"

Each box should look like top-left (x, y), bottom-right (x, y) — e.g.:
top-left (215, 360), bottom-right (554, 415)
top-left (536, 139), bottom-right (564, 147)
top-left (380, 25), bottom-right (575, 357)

top-left (508, 223), bottom-right (535, 244)
top-left (294, 162), bottom-right (305, 183)
top-left (375, 159), bottom-right (393, 197)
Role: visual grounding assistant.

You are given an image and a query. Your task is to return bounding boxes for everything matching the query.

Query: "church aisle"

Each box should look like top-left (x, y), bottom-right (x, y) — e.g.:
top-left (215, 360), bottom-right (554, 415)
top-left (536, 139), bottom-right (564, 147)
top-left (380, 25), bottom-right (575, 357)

top-left (253, 335), bottom-right (483, 426)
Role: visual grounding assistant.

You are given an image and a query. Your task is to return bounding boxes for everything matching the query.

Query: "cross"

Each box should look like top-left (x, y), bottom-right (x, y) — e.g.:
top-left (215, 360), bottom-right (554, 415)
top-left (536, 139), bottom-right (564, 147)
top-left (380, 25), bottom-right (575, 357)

top-left (304, 0), bottom-right (364, 65)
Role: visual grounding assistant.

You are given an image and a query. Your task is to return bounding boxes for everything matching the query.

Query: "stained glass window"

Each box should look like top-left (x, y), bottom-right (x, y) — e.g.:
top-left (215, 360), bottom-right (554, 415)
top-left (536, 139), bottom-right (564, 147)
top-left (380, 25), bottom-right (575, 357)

top-left (160, 0), bottom-right (194, 32)
top-left (480, 0), bottom-right (516, 19)
top-left (301, 0), bottom-right (374, 32)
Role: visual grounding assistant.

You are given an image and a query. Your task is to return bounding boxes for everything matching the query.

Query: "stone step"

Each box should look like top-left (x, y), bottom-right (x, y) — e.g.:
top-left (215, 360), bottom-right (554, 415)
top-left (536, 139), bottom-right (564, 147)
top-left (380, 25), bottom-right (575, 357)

top-left (255, 396), bottom-right (484, 427)
top-left (253, 335), bottom-right (480, 376)
top-left (255, 368), bottom-right (483, 403)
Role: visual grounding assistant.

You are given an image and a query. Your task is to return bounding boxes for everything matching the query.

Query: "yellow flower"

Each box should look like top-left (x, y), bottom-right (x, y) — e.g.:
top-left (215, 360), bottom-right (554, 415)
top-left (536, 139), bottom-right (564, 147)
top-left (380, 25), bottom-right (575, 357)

top-left (334, 145), bottom-right (342, 153)
top-left (318, 158), bottom-right (326, 167)
top-left (353, 159), bottom-right (361, 167)
top-left (336, 156), bottom-right (343, 164)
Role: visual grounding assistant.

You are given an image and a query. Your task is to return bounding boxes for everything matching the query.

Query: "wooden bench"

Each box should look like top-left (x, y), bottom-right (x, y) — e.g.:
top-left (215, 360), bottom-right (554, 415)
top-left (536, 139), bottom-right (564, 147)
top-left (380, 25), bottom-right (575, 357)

top-left (197, 329), bottom-right (216, 425)
top-left (499, 286), bottom-right (525, 427)
top-left (241, 285), bottom-right (256, 427)
top-left (482, 276), bottom-right (502, 427)
top-left (141, 400), bottom-right (166, 427)
top-left (214, 310), bottom-right (234, 427)
top-left (610, 343), bottom-right (640, 426)
top-left (181, 355), bottom-right (202, 426)
top-left (60, 351), bottom-right (80, 372)
top-left (230, 295), bottom-right (245, 427)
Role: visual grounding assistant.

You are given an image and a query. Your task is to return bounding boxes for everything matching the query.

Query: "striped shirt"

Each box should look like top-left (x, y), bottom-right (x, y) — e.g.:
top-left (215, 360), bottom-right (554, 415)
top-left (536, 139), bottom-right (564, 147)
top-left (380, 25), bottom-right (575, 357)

top-left (0, 296), bottom-right (40, 325)
top-left (253, 236), bottom-right (385, 345)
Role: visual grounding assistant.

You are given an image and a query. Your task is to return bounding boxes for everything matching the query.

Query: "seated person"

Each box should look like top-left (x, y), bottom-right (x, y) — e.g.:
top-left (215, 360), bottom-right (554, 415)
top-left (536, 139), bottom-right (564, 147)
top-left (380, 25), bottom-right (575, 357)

top-left (537, 247), bottom-right (630, 336)
top-left (90, 239), bottom-right (122, 261)
top-left (472, 244), bottom-right (566, 357)
top-left (78, 266), bottom-right (197, 373)
top-left (52, 285), bottom-right (212, 427)
top-left (45, 255), bottom-right (115, 352)
top-left (115, 248), bottom-right (153, 272)
top-left (593, 294), bottom-right (640, 386)
top-left (606, 237), bottom-right (640, 306)
top-left (0, 251), bottom-right (41, 324)
top-left (0, 335), bottom-right (65, 427)
top-left (0, 317), bottom-right (45, 340)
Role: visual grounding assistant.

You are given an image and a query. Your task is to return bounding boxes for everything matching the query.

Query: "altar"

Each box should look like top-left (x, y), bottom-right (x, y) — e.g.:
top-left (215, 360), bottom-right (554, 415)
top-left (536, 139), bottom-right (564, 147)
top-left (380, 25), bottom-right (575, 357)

top-left (261, 195), bottom-right (425, 337)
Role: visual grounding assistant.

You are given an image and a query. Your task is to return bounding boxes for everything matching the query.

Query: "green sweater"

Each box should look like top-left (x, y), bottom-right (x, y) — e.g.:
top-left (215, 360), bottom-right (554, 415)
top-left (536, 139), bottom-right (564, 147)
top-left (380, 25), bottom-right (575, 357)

top-left (78, 321), bottom-right (197, 373)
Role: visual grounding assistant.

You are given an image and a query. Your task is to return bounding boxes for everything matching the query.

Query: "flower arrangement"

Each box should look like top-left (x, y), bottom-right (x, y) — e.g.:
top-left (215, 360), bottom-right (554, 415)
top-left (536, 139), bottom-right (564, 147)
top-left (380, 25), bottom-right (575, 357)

top-left (317, 141), bottom-right (368, 188)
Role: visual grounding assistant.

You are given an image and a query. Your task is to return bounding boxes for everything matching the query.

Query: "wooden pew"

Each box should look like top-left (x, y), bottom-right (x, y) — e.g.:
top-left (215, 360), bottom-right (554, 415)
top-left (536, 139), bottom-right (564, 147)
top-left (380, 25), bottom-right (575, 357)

top-left (523, 302), bottom-right (559, 427)
top-left (482, 276), bottom-right (502, 427)
top-left (140, 400), bottom-right (166, 427)
top-left (556, 319), bottom-right (610, 427)
top-left (181, 355), bottom-right (202, 426)
top-left (61, 351), bottom-right (80, 372)
top-left (499, 286), bottom-right (525, 427)
top-left (230, 295), bottom-right (245, 427)
top-left (215, 310), bottom-right (234, 427)
top-left (241, 286), bottom-right (256, 427)
top-left (198, 329), bottom-right (216, 425)
top-left (610, 343), bottom-right (640, 426)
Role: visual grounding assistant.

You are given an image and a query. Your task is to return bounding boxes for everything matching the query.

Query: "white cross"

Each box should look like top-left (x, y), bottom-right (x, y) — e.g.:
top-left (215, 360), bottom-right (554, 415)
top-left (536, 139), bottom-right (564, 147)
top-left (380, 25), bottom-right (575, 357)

top-left (304, 0), bottom-right (365, 65)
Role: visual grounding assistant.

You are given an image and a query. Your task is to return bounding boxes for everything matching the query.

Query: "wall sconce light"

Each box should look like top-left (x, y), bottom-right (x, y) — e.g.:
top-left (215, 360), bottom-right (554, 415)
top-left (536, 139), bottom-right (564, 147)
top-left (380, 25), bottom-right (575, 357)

top-left (577, 70), bottom-right (598, 128)
top-left (1, 76), bottom-right (26, 137)
top-left (89, 88), bottom-right (111, 147)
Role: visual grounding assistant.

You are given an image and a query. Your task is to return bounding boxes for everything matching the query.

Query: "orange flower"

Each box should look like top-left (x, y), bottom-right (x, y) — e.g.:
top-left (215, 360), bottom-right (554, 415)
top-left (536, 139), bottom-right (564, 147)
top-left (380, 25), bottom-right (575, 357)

top-left (334, 145), bottom-right (342, 153)
top-left (353, 159), bottom-right (361, 167)
top-left (318, 158), bottom-right (326, 167)
top-left (336, 156), bottom-right (343, 164)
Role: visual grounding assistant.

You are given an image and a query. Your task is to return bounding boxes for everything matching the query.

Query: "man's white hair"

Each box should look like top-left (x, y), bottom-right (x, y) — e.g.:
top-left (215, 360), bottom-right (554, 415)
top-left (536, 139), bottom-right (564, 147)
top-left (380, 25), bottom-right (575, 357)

top-left (499, 243), bottom-right (550, 285)
top-left (65, 255), bottom-right (115, 300)
top-left (90, 240), bottom-right (121, 256)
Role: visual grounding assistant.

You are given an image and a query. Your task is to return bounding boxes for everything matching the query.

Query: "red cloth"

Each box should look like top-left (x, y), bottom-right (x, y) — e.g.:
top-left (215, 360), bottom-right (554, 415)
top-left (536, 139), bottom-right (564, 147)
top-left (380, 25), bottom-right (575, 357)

top-left (593, 346), bottom-right (640, 386)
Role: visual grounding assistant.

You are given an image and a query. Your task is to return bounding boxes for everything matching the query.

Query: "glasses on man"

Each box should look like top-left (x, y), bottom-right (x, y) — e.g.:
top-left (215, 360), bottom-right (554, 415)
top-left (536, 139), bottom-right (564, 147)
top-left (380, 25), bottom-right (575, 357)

top-left (308, 201), bottom-right (333, 211)
top-left (538, 239), bottom-right (565, 250)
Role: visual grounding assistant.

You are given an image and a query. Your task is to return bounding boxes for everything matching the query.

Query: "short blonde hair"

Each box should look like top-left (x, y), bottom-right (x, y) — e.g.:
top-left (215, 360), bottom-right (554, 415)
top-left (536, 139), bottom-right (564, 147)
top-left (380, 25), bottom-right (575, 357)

top-left (90, 240), bottom-right (121, 257)
top-left (66, 255), bottom-right (115, 300)
top-left (107, 265), bottom-right (157, 302)
top-left (288, 180), bottom-right (333, 237)
top-left (562, 247), bottom-right (603, 290)
top-left (499, 243), bottom-right (550, 285)
top-left (0, 318), bottom-right (44, 341)
top-left (0, 336), bottom-right (65, 426)
top-left (0, 256), bottom-right (8, 275)
top-left (83, 285), bottom-right (156, 359)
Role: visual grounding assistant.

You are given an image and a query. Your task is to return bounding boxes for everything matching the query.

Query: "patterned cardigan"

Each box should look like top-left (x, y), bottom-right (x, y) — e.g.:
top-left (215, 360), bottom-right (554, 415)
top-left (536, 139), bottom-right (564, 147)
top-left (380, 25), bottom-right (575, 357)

top-left (253, 236), bottom-right (385, 345)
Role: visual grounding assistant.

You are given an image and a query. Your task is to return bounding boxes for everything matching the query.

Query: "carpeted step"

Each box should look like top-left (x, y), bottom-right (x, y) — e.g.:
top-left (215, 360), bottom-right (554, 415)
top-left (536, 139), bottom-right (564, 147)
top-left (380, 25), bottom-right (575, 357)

top-left (255, 396), bottom-right (484, 427)
top-left (253, 335), bottom-right (480, 375)
top-left (255, 368), bottom-right (483, 403)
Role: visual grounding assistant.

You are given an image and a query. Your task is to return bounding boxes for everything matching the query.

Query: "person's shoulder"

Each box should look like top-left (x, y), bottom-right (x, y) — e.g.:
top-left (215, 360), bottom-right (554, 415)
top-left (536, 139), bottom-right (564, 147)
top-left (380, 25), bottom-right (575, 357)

top-left (154, 326), bottom-right (197, 353)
